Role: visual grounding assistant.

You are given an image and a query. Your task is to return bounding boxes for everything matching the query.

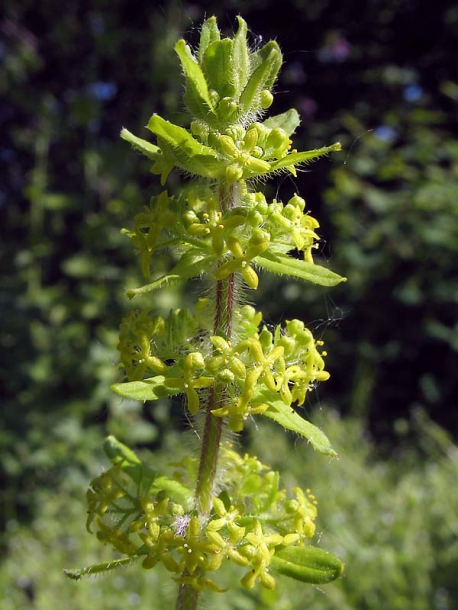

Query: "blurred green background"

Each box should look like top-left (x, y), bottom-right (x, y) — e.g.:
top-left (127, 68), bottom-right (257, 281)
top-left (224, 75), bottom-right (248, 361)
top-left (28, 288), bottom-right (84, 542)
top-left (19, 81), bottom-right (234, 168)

top-left (1, 0), bottom-right (458, 608)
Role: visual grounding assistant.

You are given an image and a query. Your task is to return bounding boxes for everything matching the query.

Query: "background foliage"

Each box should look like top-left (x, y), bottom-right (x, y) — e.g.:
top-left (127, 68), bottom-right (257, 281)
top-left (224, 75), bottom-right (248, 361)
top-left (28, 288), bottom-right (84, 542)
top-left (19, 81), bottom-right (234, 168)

top-left (1, 0), bottom-right (457, 608)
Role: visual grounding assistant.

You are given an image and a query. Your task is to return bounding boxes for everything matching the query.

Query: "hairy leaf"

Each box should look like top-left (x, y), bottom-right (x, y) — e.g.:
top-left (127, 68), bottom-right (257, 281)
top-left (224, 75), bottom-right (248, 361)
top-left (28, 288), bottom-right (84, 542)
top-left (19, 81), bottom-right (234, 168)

top-left (271, 545), bottom-right (344, 583)
top-left (198, 16), bottom-right (221, 63)
top-left (257, 391), bottom-right (337, 456)
top-left (256, 251), bottom-right (346, 287)
top-left (104, 435), bottom-right (141, 465)
top-left (175, 39), bottom-right (218, 122)
top-left (64, 557), bottom-right (141, 580)
top-left (239, 42), bottom-right (282, 114)
top-left (111, 377), bottom-right (180, 401)
top-left (120, 128), bottom-right (160, 160)
top-left (202, 38), bottom-right (236, 99)
top-left (126, 274), bottom-right (182, 299)
top-left (232, 16), bottom-right (250, 95)
top-left (147, 115), bottom-right (221, 178)
top-left (262, 109), bottom-right (301, 136)
top-left (271, 142), bottom-right (342, 171)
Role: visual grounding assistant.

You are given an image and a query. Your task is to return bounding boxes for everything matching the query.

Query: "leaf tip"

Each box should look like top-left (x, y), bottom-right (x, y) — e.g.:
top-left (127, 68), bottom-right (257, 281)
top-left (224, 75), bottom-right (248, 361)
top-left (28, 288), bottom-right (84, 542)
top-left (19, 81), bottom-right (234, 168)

top-left (63, 568), bottom-right (81, 581)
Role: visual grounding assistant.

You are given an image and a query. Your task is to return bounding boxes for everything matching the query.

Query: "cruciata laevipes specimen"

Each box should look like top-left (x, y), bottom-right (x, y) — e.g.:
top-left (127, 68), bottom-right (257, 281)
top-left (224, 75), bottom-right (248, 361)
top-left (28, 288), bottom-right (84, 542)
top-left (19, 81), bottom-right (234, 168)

top-left (64, 16), bottom-right (346, 608)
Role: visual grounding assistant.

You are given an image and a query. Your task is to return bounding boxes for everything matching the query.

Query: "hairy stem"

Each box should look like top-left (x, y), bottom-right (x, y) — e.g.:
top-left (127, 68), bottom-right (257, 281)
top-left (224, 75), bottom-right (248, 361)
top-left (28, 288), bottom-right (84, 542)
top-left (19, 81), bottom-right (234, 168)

top-left (175, 577), bottom-right (199, 610)
top-left (175, 182), bottom-right (236, 610)
top-left (195, 181), bottom-right (235, 514)
top-left (194, 271), bottom-right (234, 515)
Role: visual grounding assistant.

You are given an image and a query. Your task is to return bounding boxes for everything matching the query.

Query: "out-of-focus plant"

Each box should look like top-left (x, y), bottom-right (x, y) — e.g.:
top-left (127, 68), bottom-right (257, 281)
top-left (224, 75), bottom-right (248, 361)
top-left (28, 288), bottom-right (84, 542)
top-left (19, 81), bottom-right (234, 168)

top-left (249, 408), bottom-right (458, 610)
top-left (323, 110), bottom-right (458, 436)
top-left (1, 1), bottom-right (189, 533)
top-left (64, 16), bottom-right (345, 608)
top-left (4, 410), bottom-right (458, 610)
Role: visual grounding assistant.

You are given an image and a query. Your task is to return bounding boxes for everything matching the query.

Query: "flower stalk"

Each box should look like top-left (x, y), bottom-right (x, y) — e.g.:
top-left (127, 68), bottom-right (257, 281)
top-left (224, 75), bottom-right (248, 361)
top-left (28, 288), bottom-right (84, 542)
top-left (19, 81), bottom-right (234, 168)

top-left (64, 16), bottom-right (346, 608)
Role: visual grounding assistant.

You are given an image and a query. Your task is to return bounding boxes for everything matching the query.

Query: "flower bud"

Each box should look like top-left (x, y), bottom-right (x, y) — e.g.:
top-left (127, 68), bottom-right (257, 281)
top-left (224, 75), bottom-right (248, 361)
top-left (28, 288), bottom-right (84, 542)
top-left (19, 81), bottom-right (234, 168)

top-left (224, 124), bottom-right (245, 141)
top-left (242, 265), bottom-right (259, 289)
top-left (230, 357), bottom-right (246, 378)
top-left (218, 97), bottom-right (239, 121)
top-left (266, 127), bottom-right (288, 152)
top-left (288, 193), bottom-right (306, 212)
top-left (219, 134), bottom-right (238, 157)
top-left (218, 368), bottom-right (235, 382)
top-left (226, 163), bottom-right (243, 184)
top-left (260, 89), bottom-right (274, 109)
top-left (190, 120), bottom-right (209, 142)
top-left (242, 127), bottom-right (259, 151)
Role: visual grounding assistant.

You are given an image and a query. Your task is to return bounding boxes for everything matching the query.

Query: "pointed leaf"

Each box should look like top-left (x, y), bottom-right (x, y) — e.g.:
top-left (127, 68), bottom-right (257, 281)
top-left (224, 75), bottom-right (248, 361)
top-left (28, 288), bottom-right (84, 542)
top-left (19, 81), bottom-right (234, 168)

top-left (256, 251), bottom-right (346, 287)
top-left (102, 438), bottom-right (192, 505)
top-left (147, 114), bottom-right (221, 178)
top-left (120, 128), bottom-right (160, 160)
top-left (126, 274), bottom-right (182, 299)
top-left (271, 545), bottom-right (344, 584)
top-left (198, 16), bottom-right (221, 62)
top-left (104, 435), bottom-right (141, 465)
top-left (169, 250), bottom-right (216, 278)
top-left (262, 109), bottom-right (300, 136)
top-left (111, 377), bottom-right (181, 401)
top-left (175, 39), bottom-right (218, 121)
top-left (64, 557), bottom-right (140, 580)
top-left (203, 38), bottom-right (236, 98)
top-left (154, 476), bottom-right (193, 505)
top-left (271, 142), bottom-right (342, 171)
top-left (232, 16), bottom-right (250, 95)
top-left (257, 391), bottom-right (337, 456)
top-left (239, 42), bottom-right (282, 114)
top-left (125, 251), bottom-right (216, 299)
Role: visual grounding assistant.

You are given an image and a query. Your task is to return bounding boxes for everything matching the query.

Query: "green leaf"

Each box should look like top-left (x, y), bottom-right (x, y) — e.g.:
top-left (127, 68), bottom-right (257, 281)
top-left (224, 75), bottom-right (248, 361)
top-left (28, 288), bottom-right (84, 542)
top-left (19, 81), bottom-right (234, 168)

top-left (154, 476), bottom-right (193, 505)
top-left (103, 435), bottom-right (141, 465)
top-left (126, 274), bottom-right (182, 299)
top-left (271, 545), bottom-right (344, 584)
top-left (175, 39), bottom-right (218, 122)
top-left (232, 16), bottom-right (250, 95)
top-left (262, 109), bottom-right (300, 136)
top-left (198, 16), bottom-right (221, 63)
top-left (169, 249), bottom-right (216, 278)
top-left (147, 115), bottom-right (221, 178)
top-left (64, 557), bottom-right (141, 580)
top-left (120, 128), bottom-right (160, 160)
top-left (257, 391), bottom-right (337, 456)
top-left (202, 38), bottom-right (236, 98)
top-left (256, 251), bottom-right (346, 287)
top-left (111, 377), bottom-right (181, 401)
top-left (125, 251), bottom-right (216, 299)
top-left (271, 142), bottom-right (342, 171)
top-left (239, 42), bottom-right (282, 114)
top-left (102, 437), bottom-right (192, 505)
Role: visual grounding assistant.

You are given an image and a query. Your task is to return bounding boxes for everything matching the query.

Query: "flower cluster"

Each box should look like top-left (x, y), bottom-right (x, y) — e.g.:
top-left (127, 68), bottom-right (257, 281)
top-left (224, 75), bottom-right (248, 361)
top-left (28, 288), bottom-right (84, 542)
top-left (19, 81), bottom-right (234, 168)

top-left (84, 439), bottom-right (320, 592)
top-left (122, 16), bottom-right (340, 187)
top-left (115, 303), bottom-right (329, 431)
top-left (121, 185), bottom-right (341, 299)
top-left (66, 15), bottom-right (345, 599)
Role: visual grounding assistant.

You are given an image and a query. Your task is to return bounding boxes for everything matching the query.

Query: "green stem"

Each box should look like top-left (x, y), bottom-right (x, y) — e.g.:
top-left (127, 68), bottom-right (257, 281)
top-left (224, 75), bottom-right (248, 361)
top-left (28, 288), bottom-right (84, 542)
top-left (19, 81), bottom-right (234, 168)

top-left (194, 272), bottom-right (234, 514)
top-left (194, 181), bottom-right (235, 514)
top-left (175, 182), bottom-right (236, 610)
top-left (175, 576), bottom-right (199, 610)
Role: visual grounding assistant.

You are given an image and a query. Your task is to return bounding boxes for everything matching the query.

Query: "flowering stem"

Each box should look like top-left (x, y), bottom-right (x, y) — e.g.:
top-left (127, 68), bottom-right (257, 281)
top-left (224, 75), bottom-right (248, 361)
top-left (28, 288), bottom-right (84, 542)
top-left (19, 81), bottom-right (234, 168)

top-left (73, 16), bottom-right (345, 605)
top-left (195, 180), bottom-right (235, 514)
top-left (175, 577), bottom-right (199, 610)
top-left (176, 184), bottom-right (236, 609)
top-left (195, 277), bottom-right (234, 515)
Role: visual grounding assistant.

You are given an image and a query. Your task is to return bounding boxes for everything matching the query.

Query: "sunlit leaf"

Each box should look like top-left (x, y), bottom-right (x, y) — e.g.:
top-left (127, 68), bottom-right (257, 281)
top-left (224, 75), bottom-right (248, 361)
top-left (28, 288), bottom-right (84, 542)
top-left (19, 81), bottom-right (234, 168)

top-left (256, 251), bottom-right (346, 287)
top-left (257, 391), bottom-right (337, 456)
top-left (271, 545), bottom-right (344, 583)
